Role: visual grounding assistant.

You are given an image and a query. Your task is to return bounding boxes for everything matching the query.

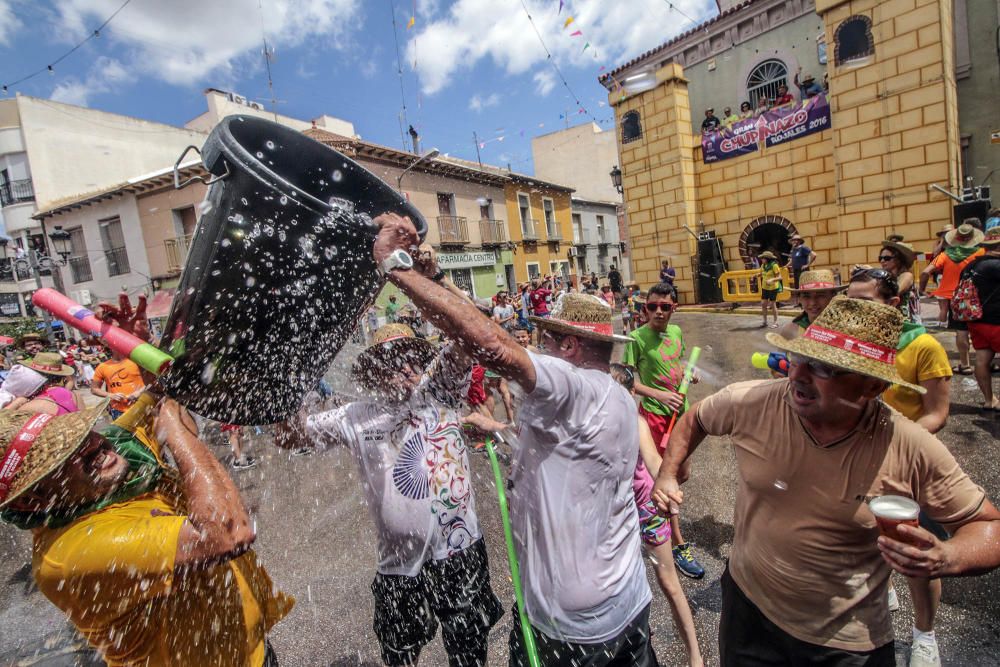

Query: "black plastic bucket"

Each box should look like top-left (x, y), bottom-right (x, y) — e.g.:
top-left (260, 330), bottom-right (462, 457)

top-left (158, 115), bottom-right (426, 424)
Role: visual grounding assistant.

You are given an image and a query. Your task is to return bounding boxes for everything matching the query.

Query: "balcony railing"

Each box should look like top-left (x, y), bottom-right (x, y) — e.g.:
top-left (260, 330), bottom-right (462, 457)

top-left (69, 256), bottom-right (93, 283)
top-left (104, 246), bottom-right (131, 277)
top-left (165, 234), bottom-right (193, 273)
top-left (0, 179), bottom-right (35, 207)
top-left (479, 219), bottom-right (507, 246)
top-left (437, 215), bottom-right (469, 244)
top-left (546, 220), bottom-right (562, 241)
top-left (0, 258), bottom-right (37, 283)
top-left (521, 218), bottom-right (539, 241)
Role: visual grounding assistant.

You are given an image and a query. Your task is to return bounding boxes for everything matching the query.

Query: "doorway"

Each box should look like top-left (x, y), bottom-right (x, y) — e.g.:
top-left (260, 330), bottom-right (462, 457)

top-left (739, 216), bottom-right (797, 268)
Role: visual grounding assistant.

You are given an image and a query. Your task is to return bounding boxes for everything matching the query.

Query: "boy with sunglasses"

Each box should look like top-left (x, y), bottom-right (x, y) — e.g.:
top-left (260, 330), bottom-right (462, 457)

top-left (622, 282), bottom-right (705, 579)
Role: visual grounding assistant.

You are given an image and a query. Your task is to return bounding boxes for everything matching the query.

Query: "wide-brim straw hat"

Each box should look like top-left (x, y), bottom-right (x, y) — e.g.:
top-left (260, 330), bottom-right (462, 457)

top-left (790, 269), bottom-right (848, 294)
top-left (881, 236), bottom-right (916, 268)
top-left (758, 251), bottom-right (777, 260)
top-left (351, 323), bottom-right (436, 390)
top-left (19, 351), bottom-right (74, 377)
top-left (0, 400), bottom-right (109, 510)
top-left (766, 296), bottom-right (924, 393)
top-left (936, 225), bottom-right (953, 238)
top-left (944, 223), bottom-right (985, 248)
top-left (529, 293), bottom-right (631, 343)
top-left (17, 333), bottom-right (48, 347)
top-left (981, 228), bottom-right (1000, 247)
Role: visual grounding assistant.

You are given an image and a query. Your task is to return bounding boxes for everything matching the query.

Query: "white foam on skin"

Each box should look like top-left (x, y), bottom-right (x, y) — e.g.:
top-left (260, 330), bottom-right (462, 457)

top-left (869, 496), bottom-right (919, 520)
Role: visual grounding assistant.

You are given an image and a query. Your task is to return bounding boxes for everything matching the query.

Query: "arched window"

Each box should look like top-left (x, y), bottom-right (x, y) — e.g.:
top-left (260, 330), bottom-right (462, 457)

top-left (834, 15), bottom-right (874, 65)
top-left (621, 111), bottom-right (642, 144)
top-left (746, 59), bottom-right (788, 108)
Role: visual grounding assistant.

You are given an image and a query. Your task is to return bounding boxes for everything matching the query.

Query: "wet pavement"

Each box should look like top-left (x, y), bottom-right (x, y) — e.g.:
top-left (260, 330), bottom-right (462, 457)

top-left (1, 311), bottom-right (999, 666)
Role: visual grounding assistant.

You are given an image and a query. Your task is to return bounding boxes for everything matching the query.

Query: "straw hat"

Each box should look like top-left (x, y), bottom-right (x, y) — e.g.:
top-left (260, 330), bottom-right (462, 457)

top-left (17, 333), bottom-right (48, 348)
top-left (936, 224), bottom-right (953, 238)
top-left (351, 323), bottom-right (436, 390)
top-left (19, 351), bottom-right (74, 377)
top-left (981, 227), bottom-right (1000, 247)
top-left (790, 269), bottom-right (848, 294)
top-left (944, 223), bottom-right (984, 248)
top-left (790, 234), bottom-right (803, 242)
top-left (529, 293), bottom-right (631, 343)
top-left (880, 235), bottom-right (916, 268)
top-left (766, 296), bottom-right (924, 393)
top-left (0, 401), bottom-right (109, 509)
top-left (758, 251), bottom-right (777, 261)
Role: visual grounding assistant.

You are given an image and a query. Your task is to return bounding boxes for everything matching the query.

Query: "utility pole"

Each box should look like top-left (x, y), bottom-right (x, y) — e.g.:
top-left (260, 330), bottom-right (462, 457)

top-left (472, 131), bottom-right (483, 169)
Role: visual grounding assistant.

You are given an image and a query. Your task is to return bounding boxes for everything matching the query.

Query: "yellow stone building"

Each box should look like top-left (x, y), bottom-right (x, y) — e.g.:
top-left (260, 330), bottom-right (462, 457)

top-left (501, 175), bottom-right (576, 284)
top-left (607, 0), bottom-right (963, 303)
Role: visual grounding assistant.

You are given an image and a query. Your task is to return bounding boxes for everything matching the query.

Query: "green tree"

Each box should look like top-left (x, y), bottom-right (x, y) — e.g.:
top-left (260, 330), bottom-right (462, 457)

top-left (0, 317), bottom-right (42, 341)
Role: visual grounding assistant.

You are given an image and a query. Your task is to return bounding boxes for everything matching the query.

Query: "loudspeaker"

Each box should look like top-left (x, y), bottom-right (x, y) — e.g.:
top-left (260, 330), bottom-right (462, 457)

top-left (953, 200), bottom-right (990, 227)
top-left (697, 235), bottom-right (724, 265)
top-left (696, 261), bottom-right (725, 304)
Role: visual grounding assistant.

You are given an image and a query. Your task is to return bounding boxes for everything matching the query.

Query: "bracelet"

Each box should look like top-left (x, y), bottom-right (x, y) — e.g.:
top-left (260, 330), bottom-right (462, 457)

top-left (432, 270), bottom-right (446, 282)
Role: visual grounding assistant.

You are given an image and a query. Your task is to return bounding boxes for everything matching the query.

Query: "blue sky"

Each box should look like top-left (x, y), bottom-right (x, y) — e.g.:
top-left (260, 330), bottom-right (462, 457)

top-left (0, 0), bottom-right (716, 174)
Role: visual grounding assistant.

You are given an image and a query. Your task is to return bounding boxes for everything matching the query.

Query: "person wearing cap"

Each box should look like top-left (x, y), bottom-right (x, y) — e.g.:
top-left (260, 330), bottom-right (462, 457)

top-left (786, 234), bottom-right (817, 291)
top-left (0, 395), bottom-right (293, 665)
top-left (701, 108), bottom-right (721, 133)
top-left (623, 282), bottom-right (706, 579)
top-left (759, 251), bottom-right (783, 328)
top-left (795, 67), bottom-right (824, 98)
top-left (777, 269), bottom-right (846, 340)
top-left (847, 268), bottom-right (953, 666)
top-left (652, 296), bottom-right (1000, 665)
top-left (960, 227), bottom-right (1000, 411)
top-left (879, 236), bottom-right (919, 322)
top-left (920, 222), bottom-right (985, 374)
top-left (5, 352), bottom-right (84, 415)
top-left (370, 213), bottom-right (657, 666)
top-left (287, 274), bottom-right (503, 664)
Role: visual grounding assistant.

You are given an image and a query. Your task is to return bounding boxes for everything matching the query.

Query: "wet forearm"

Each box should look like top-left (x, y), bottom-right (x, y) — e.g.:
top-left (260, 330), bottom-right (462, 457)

top-left (943, 519), bottom-right (1000, 576)
top-left (660, 410), bottom-right (706, 479)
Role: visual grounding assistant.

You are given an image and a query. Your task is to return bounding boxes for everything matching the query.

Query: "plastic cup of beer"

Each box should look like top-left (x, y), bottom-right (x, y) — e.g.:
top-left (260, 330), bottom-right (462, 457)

top-left (869, 495), bottom-right (920, 542)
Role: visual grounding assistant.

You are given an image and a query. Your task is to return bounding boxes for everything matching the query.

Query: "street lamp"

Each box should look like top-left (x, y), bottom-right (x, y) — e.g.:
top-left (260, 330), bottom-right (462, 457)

top-left (48, 226), bottom-right (72, 261)
top-left (397, 148), bottom-right (441, 192)
top-left (609, 165), bottom-right (623, 194)
top-left (0, 229), bottom-right (72, 339)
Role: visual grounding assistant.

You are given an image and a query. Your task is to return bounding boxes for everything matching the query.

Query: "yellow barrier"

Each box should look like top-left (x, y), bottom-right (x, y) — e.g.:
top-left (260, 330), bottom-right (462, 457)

top-left (718, 267), bottom-right (793, 302)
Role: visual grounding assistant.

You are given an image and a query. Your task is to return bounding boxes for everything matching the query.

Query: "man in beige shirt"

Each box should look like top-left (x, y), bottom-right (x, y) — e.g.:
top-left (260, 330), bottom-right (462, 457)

top-left (652, 297), bottom-right (1000, 666)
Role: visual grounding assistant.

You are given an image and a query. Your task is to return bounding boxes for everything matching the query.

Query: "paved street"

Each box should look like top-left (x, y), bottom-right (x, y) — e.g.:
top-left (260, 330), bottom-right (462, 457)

top-left (2, 311), bottom-right (999, 666)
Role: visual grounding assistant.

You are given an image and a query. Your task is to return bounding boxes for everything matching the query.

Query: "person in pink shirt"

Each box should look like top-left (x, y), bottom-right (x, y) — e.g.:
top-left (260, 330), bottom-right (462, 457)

top-left (5, 352), bottom-right (83, 415)
top-left (600, 284), bottom-right (616, 307)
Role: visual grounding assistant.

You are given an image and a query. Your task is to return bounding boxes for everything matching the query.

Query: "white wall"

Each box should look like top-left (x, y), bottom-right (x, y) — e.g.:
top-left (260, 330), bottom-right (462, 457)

top-left (533, 123), bottom-right (622, 203)
top-left (186, 90), bottom-right (356, 138)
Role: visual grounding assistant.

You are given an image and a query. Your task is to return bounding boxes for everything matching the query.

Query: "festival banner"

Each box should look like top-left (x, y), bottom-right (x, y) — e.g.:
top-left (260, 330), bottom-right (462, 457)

top-left (700, 94), bottom-right (832, 164)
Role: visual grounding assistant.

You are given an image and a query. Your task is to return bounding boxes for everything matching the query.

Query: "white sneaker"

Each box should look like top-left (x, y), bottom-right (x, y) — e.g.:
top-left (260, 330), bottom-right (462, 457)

top-left (887, 586), bottom-right (900, 612)
top-left (909, 634), bottom-right (941, 667)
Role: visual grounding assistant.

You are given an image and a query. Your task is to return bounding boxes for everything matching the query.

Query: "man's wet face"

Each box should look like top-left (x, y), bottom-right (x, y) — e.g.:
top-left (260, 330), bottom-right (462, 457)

top-left (15, 432), bottom-right (130, 512)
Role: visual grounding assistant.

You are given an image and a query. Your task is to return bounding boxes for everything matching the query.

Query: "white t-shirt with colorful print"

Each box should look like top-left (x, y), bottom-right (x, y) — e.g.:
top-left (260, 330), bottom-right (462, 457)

top-left (306, 346), bottom-right (479, 576)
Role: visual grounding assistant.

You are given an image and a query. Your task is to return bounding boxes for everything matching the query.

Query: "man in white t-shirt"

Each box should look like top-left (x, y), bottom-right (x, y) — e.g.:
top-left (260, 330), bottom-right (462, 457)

top-left (492, 291), bottom-right (516, 331)
top-left (289, 317), bottom-right (502, 665)
top-left (371, 213), bottom-right (656, 667)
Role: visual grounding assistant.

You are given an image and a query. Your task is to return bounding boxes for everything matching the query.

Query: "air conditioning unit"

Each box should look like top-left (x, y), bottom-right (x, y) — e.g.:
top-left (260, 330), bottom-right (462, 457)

top-left (232, 94), bottom-right (247, 105)
top-left (72, 289), bottom-right (92, 305)
top-left (249, 101), bottom-right (264, 110)
top-left (567, 247), bottom-right (579, 258)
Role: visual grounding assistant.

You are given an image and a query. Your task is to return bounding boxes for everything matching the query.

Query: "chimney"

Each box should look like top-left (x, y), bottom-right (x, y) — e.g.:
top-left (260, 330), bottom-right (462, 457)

top-left (408, 125), bottom-right (420, 154)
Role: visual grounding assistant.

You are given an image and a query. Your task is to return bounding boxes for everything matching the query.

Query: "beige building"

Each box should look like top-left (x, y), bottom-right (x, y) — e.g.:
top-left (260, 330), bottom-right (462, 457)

top-left (185, 88), bottom-right (357, 138)
top-left (604, 0), bottom-right (964, 303)
top-left (532, 122), bottom-right (621, 203)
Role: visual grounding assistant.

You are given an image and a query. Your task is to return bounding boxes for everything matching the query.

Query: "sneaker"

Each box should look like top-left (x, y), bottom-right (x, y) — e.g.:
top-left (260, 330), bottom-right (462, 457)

top-left (290, 447), bottom-right (313, 457)
top-left (887, 585), bottom-right (900, 612)
top-left (232, 456), bottom-right (258, 470)
top-left (909, 634), bottom-right (941, 667)
top-left (672, 543), bottom-right (705, 579)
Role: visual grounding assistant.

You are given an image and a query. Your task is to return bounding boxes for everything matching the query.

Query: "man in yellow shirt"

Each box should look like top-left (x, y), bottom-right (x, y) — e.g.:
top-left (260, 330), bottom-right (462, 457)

top-left (847, 268), bottom-right (951, 667)
top-left (0, 395), bottom-right (293, 666)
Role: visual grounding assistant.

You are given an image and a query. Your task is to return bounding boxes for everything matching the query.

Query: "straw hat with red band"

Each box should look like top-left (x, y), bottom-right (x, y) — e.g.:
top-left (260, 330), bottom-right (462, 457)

top-left (944, 223), bottom-right (984, 249)
top-left (981, 227), bottom-right (1000, 247)
top-left (19, 351), bottom-right (75, 377)
top-left (0, 400), bottom-right (109, 509)
top-left (351, 323), bottom-right (436, 390)
top-left (766, 296), bottom-right (925, 394)
top-left (789, 269), bottom-right (848, 294)
top-left (529, 293), bottom-right (632, 344)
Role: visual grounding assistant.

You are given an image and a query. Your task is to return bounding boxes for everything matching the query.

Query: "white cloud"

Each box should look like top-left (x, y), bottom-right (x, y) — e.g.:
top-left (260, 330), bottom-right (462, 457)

top-left (0, 0), bottom-right (21, 46)
top-left (50, 56), bottom-right (136, 106)
top-left (533, 70), bottom-right (556, 96)
top-left (468, 92), bottom-right (500, 112)
top-left (405, 0), bottom-right (715, 95)
top-left (53, 0), bottom-right (363, 87)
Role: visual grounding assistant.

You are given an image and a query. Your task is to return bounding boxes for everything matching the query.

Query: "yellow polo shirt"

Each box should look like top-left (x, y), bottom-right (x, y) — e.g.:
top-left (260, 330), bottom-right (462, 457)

top-left (31, 410), bottom-right (293, 666)
top-left (883, 333), bottom-right (952, 422)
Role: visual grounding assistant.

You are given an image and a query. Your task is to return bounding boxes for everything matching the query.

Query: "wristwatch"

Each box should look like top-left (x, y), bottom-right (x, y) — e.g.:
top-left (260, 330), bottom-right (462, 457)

top-left (377, 248), bottom-right (414, 277)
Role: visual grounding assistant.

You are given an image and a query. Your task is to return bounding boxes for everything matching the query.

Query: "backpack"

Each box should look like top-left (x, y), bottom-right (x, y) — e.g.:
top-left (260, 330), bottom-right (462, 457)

top-left (951, 266), bottom-right (985, 321)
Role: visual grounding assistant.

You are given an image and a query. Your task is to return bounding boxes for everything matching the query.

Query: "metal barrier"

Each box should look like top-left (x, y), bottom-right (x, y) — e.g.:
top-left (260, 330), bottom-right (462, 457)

top-left (718, 267), bottom-right (792, 302)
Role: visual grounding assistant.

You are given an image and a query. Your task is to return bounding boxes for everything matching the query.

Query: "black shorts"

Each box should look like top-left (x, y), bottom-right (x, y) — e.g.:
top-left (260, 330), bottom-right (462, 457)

top-left (946, 307), bottom-right (968, 331)
top-left (793, 267), bottom-right (804, 289)
top-left (509, 602), bottom-right (658, 667)
top-left (719, 566), bottom-right (894, 666)
top-left (762, 289), bottom-right (780, 301)
top-left (371, 538), bottom-right (503, 666)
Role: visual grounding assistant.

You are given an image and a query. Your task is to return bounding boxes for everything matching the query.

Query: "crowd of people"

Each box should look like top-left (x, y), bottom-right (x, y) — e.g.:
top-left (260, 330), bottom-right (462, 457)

top-left (0, 210), bottom-right (997, 667)
top-left (701, 68), bottom-right (829, 134)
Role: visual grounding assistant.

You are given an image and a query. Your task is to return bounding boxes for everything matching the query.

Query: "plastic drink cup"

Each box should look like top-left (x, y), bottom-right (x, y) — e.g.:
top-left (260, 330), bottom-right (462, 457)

top-left (869, 495), bottom-right (920, 542)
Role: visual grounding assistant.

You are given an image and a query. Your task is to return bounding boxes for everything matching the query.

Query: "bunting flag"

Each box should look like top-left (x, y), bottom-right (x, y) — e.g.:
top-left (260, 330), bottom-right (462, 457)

top-left (570, 30), bottom-right (582, 36)
top-left (598, 65), bottom-right (605, 72)
top-left (558, 0), bottom-right (564, 13)
top-left (582, 42), bottom-right (590, 51)
top-left (563, 16), bottom-right (574, 28)
top-left (407, 15), bottom-right (415, 29)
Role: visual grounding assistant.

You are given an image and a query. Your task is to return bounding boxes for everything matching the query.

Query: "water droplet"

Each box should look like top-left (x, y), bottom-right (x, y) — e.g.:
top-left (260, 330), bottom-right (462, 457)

top-left (279, 195), bottom-right (288, 205)
top-left (246, 276), bottom-right (256, 287)
top-left (773, 479), bottom-right (788, 491)
top-left (265, 140), bottom-right (275, 150)
top-left (220, 238), bottom-right (232, 248)
top-left (332, 169), bottom-right (343, 182)
top-left (255, 151), bottom-right (264, 158)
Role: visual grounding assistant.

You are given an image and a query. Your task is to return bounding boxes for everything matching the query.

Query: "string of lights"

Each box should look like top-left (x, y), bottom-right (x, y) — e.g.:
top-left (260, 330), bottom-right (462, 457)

top-left (2, 0), bottom-right (134, 94)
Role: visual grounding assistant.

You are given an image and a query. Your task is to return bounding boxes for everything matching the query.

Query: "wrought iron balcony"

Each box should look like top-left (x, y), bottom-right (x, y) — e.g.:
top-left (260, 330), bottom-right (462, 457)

top-left (546, 222), bottom-right (563, 241)
top-left (437, 215), bottom-right (469, 244)
top-left (479, 219), bottom-right (507, 246)
top-left (0, 179), bottom-right (34, 207)
top-left (520, 218), bottom-right (539, 241)
top-left (69, 256), bottom-right (93, 283)
top-left (104, 246), bottom-right (131, 277)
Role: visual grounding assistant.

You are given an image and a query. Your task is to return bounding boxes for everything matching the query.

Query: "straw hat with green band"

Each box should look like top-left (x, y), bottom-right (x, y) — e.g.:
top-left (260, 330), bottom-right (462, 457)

top-left (766, 296), bottom-right (925, 394)
top-left (351, 323), bottom-right (436, 390)
top-left (789, 269), bottom-right (848, 294)
top-left (0, 400), bottom-right (109, 510)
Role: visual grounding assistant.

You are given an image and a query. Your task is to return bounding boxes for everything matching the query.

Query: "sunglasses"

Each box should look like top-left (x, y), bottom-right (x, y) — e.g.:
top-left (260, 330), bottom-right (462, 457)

top-left (877, 254), bottom-right (895, 262)
top-left (850, 267), bottom-right (899, 291)
top-left (644, 302), bottom-right (677, 312)
top-left (789, 353), bottom-right (850, 379)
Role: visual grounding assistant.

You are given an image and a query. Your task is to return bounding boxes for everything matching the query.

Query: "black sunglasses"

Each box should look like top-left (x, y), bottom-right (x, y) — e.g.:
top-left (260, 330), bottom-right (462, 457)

top-left (850, 267), bottom-right (899, 292)
top-left (789, 353), bottom-right (850, 380)
top-left (644, 302), bottom-right (676, 312)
